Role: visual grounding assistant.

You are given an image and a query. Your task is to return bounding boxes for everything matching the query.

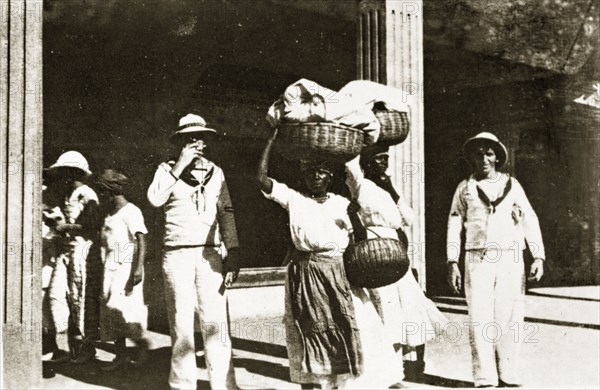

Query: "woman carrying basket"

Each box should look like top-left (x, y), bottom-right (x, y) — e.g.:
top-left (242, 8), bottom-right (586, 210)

top-left (257, 129), bottom-right (402, 389)
top-left (346, 144), bottom-right (448, 382)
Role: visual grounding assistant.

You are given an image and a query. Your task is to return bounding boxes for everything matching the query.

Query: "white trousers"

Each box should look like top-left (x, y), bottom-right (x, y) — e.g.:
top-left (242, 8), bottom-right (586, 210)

top-left (163, 246), bottom-right (237, 390)
top-left (47, 256), bottom-right (70, 333)
top-left (465, 249), bottom-right (526, 387)
top-left (48, 239), bottom-right (89, 337)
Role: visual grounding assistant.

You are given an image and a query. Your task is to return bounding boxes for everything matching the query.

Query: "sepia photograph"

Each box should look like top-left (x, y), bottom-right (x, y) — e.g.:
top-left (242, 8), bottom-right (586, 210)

top-left (1, 0), bottom-right (599, 389)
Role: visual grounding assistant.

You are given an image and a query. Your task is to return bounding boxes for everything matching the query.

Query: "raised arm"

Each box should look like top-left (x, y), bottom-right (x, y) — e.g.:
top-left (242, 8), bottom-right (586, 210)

top-left (148, 143), bottom-right (203, 207)
top-left (256, 128), bottom-right (278, 194)
top-left (147, 163), bottom-right (178, 207)
top-left (344, 156), bottom-right (364, 198)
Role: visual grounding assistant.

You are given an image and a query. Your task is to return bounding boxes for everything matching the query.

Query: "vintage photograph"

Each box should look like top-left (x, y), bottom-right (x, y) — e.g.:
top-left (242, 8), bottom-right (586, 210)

top-left (1, 0), bottom-right (599, 389)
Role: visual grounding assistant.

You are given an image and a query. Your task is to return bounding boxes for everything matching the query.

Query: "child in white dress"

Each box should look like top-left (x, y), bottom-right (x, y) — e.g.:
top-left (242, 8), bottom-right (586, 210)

top-left (96, 169), bottom-right (149, 371)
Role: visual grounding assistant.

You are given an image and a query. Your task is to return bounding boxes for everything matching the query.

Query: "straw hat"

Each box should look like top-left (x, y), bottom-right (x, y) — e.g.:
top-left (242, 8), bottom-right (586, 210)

top-left (170, 114), bottom-right (216, 142)
top-left (462, 132), bottom-right (508, 168)
top-left (46, 151), bottom-right (92, 176)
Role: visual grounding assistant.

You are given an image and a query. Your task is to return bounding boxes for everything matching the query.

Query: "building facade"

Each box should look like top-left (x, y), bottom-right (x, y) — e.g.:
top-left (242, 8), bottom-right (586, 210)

top-left (2, 0), bottom-right (598, 387)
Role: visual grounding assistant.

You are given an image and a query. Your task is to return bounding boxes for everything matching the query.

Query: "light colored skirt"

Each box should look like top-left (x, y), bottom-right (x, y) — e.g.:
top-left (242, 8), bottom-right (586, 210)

top-left (370, 270), bottom-right (448, 348)
top-left (100, 262), bottom-right (147, 341)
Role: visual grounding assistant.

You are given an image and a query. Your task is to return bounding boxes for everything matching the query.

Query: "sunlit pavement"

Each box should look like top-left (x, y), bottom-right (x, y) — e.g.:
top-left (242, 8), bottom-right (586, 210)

top-left (40, 286), bottom-right (600, 389)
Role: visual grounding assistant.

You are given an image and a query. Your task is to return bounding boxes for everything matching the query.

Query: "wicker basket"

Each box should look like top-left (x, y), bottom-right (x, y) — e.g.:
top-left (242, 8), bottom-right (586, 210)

top-left (343, 237), bottom-right (410, 288)
top-left (374, 109), bottom-right (410, 146)
top-left (276, 122), bottom-right (364, 162)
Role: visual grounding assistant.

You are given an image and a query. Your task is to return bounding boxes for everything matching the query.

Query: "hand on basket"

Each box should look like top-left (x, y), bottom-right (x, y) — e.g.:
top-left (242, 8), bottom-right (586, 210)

top-left (347, 200), bottom-right (361, 216)
top-left (347, 200), bottom-right (366, 242)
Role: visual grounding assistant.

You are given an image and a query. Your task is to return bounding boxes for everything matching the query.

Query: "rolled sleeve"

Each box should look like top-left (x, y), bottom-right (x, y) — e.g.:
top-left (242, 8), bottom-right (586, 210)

top-left (125, 206), bottom-right (148, 237)
top-left (261, 179), bottom-right (294, 210)
top-left (147, 163), bottom-right (178, 207)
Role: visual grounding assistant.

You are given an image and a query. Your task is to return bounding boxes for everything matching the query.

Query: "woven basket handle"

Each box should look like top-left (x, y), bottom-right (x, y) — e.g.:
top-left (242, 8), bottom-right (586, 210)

top-left (347, 201), bottom-right (368, 242)
top-left (366, 227), bottom-right (382, 239)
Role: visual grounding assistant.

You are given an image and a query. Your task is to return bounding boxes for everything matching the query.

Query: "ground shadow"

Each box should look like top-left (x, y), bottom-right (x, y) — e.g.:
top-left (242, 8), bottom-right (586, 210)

top-left (231, 337), bottom-right (287, 359)
top-left (235, 357), bottom-right (291, 383)
top-left (46, 346), bottom-right (176, 390)
top-left (418, 373), bottom-right (474, 388)
top-left (196, 353), bottom-right (207, 369)
top-left (45, 343), bottom-right (473, 389)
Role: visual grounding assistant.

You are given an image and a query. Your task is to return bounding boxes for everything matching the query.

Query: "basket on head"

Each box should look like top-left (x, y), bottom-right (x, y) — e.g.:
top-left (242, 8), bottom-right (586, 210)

top-left (343, 237), bottom-right (410, 288)
top-left (275, 122), bottom-right (364, 162)
top-left (373, 108), bottom-right (410, 146)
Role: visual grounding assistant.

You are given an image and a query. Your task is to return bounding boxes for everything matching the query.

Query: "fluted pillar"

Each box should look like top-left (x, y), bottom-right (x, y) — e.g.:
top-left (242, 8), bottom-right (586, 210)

top-left (358, 0), bottom-right (426, 288)
top-left (1, 1), bottom-right (44, 388)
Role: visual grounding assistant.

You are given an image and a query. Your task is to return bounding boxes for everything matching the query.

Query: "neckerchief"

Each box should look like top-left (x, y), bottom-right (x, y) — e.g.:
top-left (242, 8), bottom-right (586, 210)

top-left (168, 160), bottom-right (215, 213)
top-left (189, 166), bottom-right (215, 213)
top-left (475, 176), bottom-right (512, 214)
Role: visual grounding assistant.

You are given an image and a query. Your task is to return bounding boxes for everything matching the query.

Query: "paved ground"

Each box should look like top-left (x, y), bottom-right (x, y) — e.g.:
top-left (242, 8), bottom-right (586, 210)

top-left (39, 286), bottom-right (600, 389)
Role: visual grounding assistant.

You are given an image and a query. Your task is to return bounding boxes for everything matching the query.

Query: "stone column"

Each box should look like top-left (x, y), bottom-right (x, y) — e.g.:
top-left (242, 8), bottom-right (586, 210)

top-left (1, 1), bottom-right (44, 387)
top-left (358, 0), bottom-right (426, 288)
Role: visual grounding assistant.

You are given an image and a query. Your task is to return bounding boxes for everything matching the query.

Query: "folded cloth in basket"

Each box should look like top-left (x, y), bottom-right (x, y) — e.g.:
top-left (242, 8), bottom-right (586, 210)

top-left (339, 80), bottom-right (411, 113)
top-left (267, 78), bottom-right (381, 145)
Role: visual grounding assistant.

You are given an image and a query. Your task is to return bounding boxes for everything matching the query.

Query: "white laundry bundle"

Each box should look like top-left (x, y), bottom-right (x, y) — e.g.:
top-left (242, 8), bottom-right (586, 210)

top-left (340, 80), bottom-right (412, 146)
top-left (267, 78), bottom-right (381, 145)
top-left (338, 80), bottom-right (411, 113)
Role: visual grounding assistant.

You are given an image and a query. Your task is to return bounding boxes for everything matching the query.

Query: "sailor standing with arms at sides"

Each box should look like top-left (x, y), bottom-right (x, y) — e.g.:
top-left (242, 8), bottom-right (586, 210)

top-left (447, 132), bottom-right (545, 388)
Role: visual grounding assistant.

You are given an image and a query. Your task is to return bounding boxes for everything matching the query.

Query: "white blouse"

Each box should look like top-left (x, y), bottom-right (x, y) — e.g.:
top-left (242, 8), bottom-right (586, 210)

top-left (263, 180), bottom-right (352, 257)
top-left (100, 203), bottom-right (148, 271)
top-left (345, 157), bottom-right (414, 239)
